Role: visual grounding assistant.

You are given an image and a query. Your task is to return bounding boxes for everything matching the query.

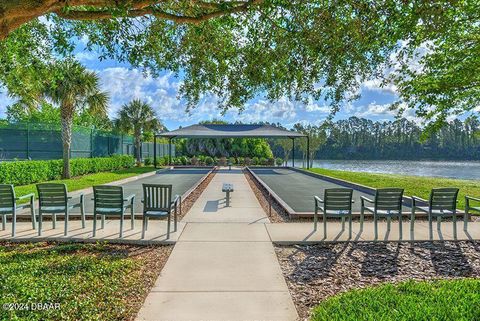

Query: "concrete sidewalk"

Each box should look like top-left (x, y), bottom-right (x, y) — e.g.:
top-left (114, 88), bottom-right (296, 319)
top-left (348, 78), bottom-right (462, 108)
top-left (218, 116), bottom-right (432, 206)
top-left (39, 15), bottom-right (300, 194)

top-left (136, 168), bottom-right (299, 321)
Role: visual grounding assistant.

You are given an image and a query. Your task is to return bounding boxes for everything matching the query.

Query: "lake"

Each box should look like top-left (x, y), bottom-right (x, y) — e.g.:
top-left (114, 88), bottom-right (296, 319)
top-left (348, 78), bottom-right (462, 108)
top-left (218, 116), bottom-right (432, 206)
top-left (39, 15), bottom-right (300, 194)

top-left (288, 159), bottom-right (480, 180)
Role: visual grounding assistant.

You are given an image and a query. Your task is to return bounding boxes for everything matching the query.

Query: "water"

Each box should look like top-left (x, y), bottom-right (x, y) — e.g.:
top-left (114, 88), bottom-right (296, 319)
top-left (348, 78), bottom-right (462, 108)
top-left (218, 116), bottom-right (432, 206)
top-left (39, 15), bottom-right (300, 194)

top-left (287, 159), bottom-right (480, 180)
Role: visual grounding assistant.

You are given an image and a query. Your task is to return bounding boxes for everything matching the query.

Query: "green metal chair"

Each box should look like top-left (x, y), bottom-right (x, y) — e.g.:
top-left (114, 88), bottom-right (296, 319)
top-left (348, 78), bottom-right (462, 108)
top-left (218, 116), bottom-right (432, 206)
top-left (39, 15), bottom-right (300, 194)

top-left (92, 185), bottom-right (135, 238)
top-left (314, 188), bottom-right (354, 239)
top-left (360, 188), bottom-right (404, 240)
top-left (411, 188), bottom-right (459, 240)
top-left (0, 184), bottom-right (36, 237)
top-left (37, 183), bottom-right (85, 236)
top-left (465, 195), bottom-right (480, 230)
top-left (142, 184), bottom-right (180, 239)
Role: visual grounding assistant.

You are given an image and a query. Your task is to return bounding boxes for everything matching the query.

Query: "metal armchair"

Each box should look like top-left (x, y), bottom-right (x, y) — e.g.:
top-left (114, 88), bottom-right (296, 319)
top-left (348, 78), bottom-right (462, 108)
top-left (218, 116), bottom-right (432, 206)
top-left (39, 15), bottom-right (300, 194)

top-left (314, 188), bottom-right (354, 239)
top-left (0, 184), bottom-right (36, 237)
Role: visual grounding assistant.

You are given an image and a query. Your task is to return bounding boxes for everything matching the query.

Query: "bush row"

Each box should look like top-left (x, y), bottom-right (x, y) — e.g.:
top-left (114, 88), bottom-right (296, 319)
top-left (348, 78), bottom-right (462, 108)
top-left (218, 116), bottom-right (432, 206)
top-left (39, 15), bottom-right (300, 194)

top-left (144, 155), bottom-right (284, 167)
top-left (0, 155), bottom-right (134, 186)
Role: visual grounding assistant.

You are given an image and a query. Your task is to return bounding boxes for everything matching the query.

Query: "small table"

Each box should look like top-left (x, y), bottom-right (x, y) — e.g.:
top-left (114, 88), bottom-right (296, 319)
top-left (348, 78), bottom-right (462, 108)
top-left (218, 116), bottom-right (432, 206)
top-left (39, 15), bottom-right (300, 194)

top-left (222, 183), bottom-right (234, 207)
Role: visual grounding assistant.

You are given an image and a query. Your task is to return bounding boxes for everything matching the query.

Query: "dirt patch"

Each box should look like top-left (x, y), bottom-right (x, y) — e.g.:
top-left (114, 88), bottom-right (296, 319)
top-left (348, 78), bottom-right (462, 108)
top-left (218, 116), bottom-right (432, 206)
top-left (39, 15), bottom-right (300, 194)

top-left (178, 169), bottom-right (216, 220)
top-left (275, 241), bottom-right (480, 320)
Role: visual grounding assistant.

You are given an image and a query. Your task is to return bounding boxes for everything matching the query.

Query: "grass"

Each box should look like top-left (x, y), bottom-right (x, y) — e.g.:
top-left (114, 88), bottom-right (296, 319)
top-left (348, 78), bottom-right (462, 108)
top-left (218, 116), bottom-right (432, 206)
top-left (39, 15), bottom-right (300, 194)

top-left (0, 242), bottom-right (170, 321)
top-left (311, 279), bottom-right (480, 321)
top-left (14, 167), bottom-right (156, 200)
top-left (308, 168), bottom-right (480, 209)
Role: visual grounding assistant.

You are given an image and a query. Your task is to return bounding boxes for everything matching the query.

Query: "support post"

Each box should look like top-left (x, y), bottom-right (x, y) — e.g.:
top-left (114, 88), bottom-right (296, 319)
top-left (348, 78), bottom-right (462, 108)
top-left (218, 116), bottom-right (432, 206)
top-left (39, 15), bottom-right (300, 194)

top-left (153, 135), bottom-right (157, 168)
top-left (292, 138), bottom-right (295, 168)
top-left (168, 138), bottom-right (172, 166)
top-left (306, 135), bottom-right (310, 169)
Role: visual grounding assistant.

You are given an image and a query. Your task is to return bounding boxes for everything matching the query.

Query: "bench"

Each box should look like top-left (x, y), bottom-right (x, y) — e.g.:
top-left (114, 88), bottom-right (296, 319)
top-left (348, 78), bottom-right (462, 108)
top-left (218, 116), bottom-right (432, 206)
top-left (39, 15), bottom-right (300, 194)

top-left (222, 183), bottom-right (234, 207)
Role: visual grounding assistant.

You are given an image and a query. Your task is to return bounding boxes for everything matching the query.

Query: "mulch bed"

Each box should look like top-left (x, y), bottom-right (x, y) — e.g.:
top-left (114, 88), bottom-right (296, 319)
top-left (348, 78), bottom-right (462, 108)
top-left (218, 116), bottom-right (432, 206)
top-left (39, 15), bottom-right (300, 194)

top-left (275, 241), bottom-right (480, 320)
top-left (178, 169), bottom-right (217, 220)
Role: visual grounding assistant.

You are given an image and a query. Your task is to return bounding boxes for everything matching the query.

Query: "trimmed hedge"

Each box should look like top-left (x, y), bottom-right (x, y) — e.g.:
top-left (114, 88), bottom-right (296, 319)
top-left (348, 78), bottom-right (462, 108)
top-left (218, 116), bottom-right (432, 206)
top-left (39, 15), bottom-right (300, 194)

top-left (0, 155), bottom-right (134, 186)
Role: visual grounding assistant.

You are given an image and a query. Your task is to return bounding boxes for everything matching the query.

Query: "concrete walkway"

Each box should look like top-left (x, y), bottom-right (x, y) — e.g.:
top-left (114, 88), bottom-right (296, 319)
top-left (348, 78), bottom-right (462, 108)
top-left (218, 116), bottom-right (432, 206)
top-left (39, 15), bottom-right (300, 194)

top-left (136, 168), bottom-right (299, 321)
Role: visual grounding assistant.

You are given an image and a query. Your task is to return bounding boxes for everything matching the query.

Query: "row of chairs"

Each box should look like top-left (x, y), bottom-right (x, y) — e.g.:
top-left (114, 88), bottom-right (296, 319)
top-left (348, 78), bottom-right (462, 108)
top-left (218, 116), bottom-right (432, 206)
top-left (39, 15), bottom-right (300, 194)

top-left (0, 183), bottom-right (180, 239)
top-left (314, 187), bottom-right (480, 240)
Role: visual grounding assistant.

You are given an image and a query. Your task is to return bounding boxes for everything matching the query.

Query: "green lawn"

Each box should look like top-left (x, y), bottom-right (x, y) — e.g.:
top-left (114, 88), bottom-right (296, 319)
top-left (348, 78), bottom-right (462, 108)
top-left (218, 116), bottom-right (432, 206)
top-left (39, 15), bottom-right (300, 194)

top-left (14, 167), bottom-right (156, 200)
top-left (308, 168), bottom-right (480, 209)
top-left (0, 242), bottom-right (171, 321)
top-left (312, 279), bottom-right (480, 321)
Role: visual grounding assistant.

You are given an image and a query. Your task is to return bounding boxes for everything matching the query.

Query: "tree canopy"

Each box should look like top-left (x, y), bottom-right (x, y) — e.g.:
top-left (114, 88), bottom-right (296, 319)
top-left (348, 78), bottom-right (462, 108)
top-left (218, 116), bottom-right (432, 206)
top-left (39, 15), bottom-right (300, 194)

top-left (0, 1), bottom-right (479, 132)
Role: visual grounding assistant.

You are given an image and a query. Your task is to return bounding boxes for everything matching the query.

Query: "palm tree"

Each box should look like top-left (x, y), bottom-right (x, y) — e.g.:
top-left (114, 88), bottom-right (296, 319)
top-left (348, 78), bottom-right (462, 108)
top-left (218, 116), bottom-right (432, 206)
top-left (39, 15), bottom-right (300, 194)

top-left (115, 99), bottom-right (164, 166)
top-left (44, 60), bottom-right (109, 178)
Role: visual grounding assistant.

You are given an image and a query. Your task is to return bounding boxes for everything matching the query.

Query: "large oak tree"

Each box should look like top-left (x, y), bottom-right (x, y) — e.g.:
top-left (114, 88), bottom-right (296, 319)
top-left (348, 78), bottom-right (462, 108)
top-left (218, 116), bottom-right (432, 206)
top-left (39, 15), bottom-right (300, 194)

top-left (0, 1), bottom-right (479, 132)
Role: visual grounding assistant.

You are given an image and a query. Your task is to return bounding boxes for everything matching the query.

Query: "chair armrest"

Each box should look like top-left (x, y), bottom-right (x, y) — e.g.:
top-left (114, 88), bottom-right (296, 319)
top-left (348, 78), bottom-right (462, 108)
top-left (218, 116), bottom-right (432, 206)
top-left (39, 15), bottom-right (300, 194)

top-left (314, 196), bottom-right (323, 207)
top-left (411, 196), bottom-right (428, 207)
top-left (16, 193), bottom-right (35, 201)
top-left (360, 196), bottom-right (374, 203)
top-left (171, 195), bottom-right (180, 207)
top-left (124, 194), bottom-right (135, 203)
top-left (466, 195), bottom-right (480, 203)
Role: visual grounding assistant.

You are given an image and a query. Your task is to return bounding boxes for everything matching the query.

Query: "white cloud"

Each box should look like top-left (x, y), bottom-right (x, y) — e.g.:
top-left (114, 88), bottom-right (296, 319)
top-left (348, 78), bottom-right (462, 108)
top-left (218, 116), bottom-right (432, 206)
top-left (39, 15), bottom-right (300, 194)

top-left (75, 51), bottom-right (97, 63)
top-left (233, 97), bottom-right (297, 123)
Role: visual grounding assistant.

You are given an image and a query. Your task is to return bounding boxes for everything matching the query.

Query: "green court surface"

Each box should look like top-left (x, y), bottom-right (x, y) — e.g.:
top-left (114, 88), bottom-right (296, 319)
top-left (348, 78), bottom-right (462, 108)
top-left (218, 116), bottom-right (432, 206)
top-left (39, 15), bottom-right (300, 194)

top-left (249, 167), bottom-right (410, 214)
top-left (72, 167), bottom-right (212, 213)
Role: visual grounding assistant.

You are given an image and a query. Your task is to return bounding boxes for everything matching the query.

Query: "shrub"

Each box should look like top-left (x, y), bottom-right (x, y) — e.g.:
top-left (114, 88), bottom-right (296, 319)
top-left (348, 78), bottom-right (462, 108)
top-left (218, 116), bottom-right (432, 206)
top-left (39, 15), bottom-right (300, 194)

top-left (144, 157), bottom-right (153, 166)
top-left (252, 157), bottom-right (259, 165)
top-left (205, 156), bottom-right (214, 166)
top-left (259, 157), bottom-right (267, 165)
top-left (217, 157), bottom-right (227, 166)
top-left (228, 157), bottom-right (236, 165)
top-left (275, 158), bottom-right (284, 166)
top-left (190, 156), bottom-right (199, 166)
top-left (245, 157), bottom-right (252, 166)
top-left (0, 155), bottom-right (134, 186)
top-left (237, 157), bottom-right (245, 166)
top-left (267, 158), bottom-right (275, 166)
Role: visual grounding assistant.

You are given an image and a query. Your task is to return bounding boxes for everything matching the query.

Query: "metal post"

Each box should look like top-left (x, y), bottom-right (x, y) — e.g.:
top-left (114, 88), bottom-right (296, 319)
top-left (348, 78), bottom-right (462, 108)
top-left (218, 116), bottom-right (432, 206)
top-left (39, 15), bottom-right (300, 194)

top-left (306, 135), bottom-right (310, 169)
top-left (168, 138), bottom-right (172, 166)
top-left (153, 135), bottom-right (157, 168)
top-left (291, 138), bottom-right (294, 168)
top-left (90, 128), bottom-right (94, 158)
top-left (26, 123), bottom-right (30, 160)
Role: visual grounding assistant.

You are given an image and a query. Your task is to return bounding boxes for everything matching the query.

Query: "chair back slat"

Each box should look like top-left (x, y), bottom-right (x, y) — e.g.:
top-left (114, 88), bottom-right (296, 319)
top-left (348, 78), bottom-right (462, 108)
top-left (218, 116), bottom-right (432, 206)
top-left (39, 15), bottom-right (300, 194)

top-left (37, 183), bottom-right (67, 207)
top-left (324, 188), bottom-right (353, 211)
top-left (0, 184), bottom-right (15, 208)
top-left (93, 186), bottom-right (124, 208)
top-left (375, 188), bottom-right (404, 211)
top-left (143, 184), bottom-right (172, 212)
top-left (430, 188), bottom-right (458, 211)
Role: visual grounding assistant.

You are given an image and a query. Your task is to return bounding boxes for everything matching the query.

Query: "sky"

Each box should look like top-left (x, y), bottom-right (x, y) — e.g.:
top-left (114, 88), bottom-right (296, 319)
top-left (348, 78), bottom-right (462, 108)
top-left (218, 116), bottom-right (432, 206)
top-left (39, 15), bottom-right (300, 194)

top-left (0, 40), bottom-right (421, 131)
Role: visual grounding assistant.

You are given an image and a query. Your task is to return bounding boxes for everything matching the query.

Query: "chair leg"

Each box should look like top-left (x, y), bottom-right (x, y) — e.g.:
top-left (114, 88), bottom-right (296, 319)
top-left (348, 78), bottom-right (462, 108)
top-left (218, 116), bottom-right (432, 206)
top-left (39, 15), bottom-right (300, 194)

top-left (145, 217), bottom-right (149, 230)
top-left (323, 214), bottom-right (327, 239)
top-left (12, 210), bottom-right (16, 237)
top-left (30, 205), bottom-right (36, 230)
top-left (167, 214), bottom-right (171, 239)
top-left (64, 210), bottom-right (69, 236)
top-left (174, 206), bottom-right (177, 232)
top-left (101, 215), bottom-right (105, 229)
top-left (437, 216), bottom-right (441, 233)
top-left (348, 216), bottom-right (352, 239)
top-left (52, 213), bottom-right (56, 229)
top-left (142, 215), bottom-right (147, 239)
top-left (81, 202), bottom-right (86, 229)
top-left (360, 208), bottom-right (364, 230)
top-left (387, 216), bottom-right (391, 231)
top-left (464, 209), bottom-right (468, 231)
top-left (119, 212), bottom-right (124, 238)
top-left (374, 215), bottom-right (378, 240)
top-left (38, 211), bottom-right (43, 236)
top-left (399, 214), bottom-right (403, 240)
top-left (93, 213), bottom-right (97, 237)
top-left (314, 206), bottom-right (318, 231)
top-left (1, 214), bottom-right (5, 230)
top-left (341, 216), bottom-right (345, 230)
top-left (130, 207), bottom-right (135, 230)
top-left (453, 213), bottom-right (457, 240)
top-left (410, 209), bottom-right (415, 241)
top-left (428, 214), bottom-right (433, 240)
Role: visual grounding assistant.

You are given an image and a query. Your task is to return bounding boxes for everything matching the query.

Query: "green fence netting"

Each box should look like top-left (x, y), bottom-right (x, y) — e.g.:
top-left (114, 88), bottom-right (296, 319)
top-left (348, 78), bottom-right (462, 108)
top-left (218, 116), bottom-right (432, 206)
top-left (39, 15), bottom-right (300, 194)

top-left (0, 122), bottom-right (173, 161)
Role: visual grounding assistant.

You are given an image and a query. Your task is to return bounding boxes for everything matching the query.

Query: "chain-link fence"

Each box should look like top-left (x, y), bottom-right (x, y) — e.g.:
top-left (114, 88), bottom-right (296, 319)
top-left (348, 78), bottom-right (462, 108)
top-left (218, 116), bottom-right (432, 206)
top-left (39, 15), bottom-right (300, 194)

top-left (0, 122), bottom-right (173, 161)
